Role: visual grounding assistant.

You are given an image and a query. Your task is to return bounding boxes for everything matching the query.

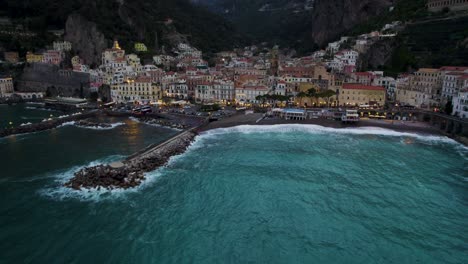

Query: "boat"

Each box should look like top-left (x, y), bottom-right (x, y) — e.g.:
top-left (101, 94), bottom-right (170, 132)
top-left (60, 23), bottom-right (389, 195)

top-left (342, 110), bottom-right (360, 123)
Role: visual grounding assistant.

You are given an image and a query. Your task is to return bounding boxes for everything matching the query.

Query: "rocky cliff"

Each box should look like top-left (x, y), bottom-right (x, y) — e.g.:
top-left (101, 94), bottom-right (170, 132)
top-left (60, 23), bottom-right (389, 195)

top-left (65, 14), bottom-right (107, 66)
top-left (357, 38), bottom-right (398, 71)
top-left (311, 0), bottom-right (394, 46)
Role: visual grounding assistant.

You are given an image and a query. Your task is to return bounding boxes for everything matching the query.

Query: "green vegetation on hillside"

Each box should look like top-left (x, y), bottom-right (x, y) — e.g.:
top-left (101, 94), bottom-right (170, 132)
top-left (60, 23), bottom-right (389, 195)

top-left (348, 0), bottom-right (468, 74)
top-left (377, 16), bottom-right (468, 76)
top-left (350, 0), bottom-right (429, 35)
top-left (1, 0), bottom-right (247, 55)
top-left (196, 0), bottom-right (316, 54)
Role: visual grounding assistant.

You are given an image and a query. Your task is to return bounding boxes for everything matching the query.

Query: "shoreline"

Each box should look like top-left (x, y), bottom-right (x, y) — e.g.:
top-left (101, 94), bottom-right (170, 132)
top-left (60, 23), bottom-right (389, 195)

top-left (200, 113), bottom-right (442, 135)
top-left (64, 113), bottom-right (466, 191)
top-left (199, 114), bottom-right (467, 145)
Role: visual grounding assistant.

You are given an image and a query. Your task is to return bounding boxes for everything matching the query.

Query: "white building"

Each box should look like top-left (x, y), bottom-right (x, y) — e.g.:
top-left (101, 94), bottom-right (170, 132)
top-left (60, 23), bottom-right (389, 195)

top-left (53, 41), bottom-right (72, 52)
top-left (440, 67), bottom-right (468, 103)
top-left (111, 76), bottom-right (160, 103)
top-left (0, 77), bottom-right (14, 97)
top-left (326, 41), bottom-right (341, 54)
top-left (235, 85), bottom-right (270, 104)
top-left (166, 80), bottom-right (188, 99)
top-left (213, 80), bottom-right (235, 103)
top-left (275, 81), bottom-right (287, 96)
top-left (373, 76), bottom-right (396, 101)
top-left (452, 88), bottom-right (468, 119)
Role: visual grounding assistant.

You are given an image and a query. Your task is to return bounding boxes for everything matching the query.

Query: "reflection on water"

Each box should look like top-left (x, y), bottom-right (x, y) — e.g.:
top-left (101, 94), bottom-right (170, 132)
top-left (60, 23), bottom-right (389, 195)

top-left (0, 117), bottom-right (177, 179)
top-left (124, 118), bottom-right (141, 146)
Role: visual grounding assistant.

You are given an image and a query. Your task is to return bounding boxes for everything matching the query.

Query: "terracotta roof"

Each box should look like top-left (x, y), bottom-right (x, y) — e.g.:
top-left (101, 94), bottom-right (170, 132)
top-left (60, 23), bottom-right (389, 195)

top-left (343, 83), bottom-right (385, 91)
top-left (354, 72), bottom-right (374, 77)
top-left (446, 71), bottom-right (465, 75)
top-left (417, 68), bottom-right (439, 73)
top-left (135, 76), bottom-right (151, 83)
top-left (440, 66), bottom-right (468, 71)
top-left (241, 85), bottom-right (269, 91)
top-left (197, 81), bottom-right (212, 86)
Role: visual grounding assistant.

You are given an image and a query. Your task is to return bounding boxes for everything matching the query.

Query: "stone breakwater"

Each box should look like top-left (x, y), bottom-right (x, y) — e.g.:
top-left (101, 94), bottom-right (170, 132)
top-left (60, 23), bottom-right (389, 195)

top-left (136, 117), bottom-right (189, 130)
top-left (75, 120), bottom-right (114, 129)
top-left (0, 112), bottom-right (97, 137)
top-left (65, 131), bottom-right (197, 190)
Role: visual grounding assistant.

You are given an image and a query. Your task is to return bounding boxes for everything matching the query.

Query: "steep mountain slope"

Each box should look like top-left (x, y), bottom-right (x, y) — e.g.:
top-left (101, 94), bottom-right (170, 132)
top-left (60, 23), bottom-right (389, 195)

top-left (2, 0), bottom-right (247, 64)
top-left (310, 0), bottom-right (394, 46)
top-left (193, 0), bottom-right (395, 51)
top-left (193, 0), bottom-right (316, 52)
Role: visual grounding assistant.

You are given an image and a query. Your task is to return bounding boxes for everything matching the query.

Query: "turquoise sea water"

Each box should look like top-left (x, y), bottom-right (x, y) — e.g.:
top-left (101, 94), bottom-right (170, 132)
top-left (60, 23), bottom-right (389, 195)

top-left (0, 121), bottom-right (467, 263)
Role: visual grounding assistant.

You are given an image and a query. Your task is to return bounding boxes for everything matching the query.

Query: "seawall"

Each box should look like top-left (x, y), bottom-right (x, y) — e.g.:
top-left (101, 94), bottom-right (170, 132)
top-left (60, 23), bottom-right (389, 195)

top-left (65, 121), bottom-right (207, 190)
top-left (0, 111), bottom-right (98, 138)
top-left (65, 130), bottom-right (198, 190)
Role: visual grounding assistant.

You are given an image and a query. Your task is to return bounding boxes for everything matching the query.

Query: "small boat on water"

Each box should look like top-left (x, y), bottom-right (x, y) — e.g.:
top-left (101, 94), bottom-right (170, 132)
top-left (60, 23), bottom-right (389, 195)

top-left (342, 110), bottom-right (360, 123)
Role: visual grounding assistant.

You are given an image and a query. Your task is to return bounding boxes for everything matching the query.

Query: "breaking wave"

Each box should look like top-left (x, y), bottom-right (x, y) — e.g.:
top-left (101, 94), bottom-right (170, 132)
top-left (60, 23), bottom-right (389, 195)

top-left (38, 155), bottom-right (131, 202)
top-left (202, 124), bottom-right (464, 146)
top-left (74, 122), bottom-right (125, 130)
top-left (129, 116), bottom-right (182, 131)
top-left (57, 121), bottom-right (125, 130)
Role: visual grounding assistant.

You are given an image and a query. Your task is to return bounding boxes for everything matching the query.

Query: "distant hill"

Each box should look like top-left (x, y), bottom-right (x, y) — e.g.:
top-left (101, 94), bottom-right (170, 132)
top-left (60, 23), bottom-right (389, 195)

top-left (192, 0), bottom-right (393, 53)
top-left (1, 0), bottom-right (247, 64)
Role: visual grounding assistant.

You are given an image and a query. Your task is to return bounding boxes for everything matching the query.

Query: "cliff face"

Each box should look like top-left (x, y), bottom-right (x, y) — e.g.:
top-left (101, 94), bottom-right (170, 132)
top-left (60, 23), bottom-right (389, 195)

top-left (311, 0), bottom-right (394, 46)
top-left (358, 38), bottom-right (398, 71)
top-left (65, 14), bottom-right (107, 66)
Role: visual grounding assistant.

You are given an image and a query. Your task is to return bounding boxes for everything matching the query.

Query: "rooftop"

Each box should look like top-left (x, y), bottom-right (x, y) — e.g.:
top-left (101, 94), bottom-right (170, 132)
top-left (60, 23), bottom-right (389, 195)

top-left (343, 83), bottom-right (385, 91)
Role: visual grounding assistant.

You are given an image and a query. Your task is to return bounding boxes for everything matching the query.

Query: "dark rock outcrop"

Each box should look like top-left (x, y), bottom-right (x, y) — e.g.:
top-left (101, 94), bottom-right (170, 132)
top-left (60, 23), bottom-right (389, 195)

top-left (75, 120), bottom-right (113, 129)
top-left (358, 38), bottom-right (398, 71)
top-left (65, 14), bottom-right (107, 66)
top-left (0, 112), bottom-right (97, 138)
top-left (311, 0), bottom-right (394, 46)
top-left (136, 117), bottom-right (189, 130)
top-left (65, 131), bottom-right (197, 190)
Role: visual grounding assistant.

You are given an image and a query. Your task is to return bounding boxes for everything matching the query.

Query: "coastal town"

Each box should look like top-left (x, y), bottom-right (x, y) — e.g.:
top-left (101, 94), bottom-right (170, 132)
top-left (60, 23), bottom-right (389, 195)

top-left (2, 20), bottom-right (468, 123)
top-left (1, 1), bottom-right (468, 262)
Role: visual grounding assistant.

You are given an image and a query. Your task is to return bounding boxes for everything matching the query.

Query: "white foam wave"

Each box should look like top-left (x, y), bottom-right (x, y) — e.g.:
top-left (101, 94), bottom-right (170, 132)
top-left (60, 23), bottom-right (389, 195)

top-left (129, 117), bottom-right (182, 131)
top-left (74, 122), bottom-right (125, 130)
top-left (38, 136), bottom-right (203, 202)
top-left (57, 121), bottom-right (76, 127)
top-left (201, 124), bottom-right (462, 145)
top-left (25, 106), bottom-right (56, 112)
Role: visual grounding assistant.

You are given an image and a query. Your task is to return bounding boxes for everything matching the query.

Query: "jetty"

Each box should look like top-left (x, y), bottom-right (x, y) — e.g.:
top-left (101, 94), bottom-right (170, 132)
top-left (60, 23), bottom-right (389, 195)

top-left (65, 121), bottom-right (206, 190)
top-left (0, 111), bottom-right (99, 137)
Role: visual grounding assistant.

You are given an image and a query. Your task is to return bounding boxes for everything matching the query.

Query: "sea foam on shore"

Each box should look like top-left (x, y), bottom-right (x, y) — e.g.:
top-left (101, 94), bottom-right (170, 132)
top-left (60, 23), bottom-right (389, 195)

top-left (203, 124), bottom-right (462, 145)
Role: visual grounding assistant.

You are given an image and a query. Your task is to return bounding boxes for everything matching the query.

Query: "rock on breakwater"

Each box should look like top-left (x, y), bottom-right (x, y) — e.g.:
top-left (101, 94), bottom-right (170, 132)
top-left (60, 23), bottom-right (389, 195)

top-left (0, 112), bottom-right (97, 137)
top-left (75, 120), bottom-right (115, 129)
top-left (65, 131), bottom-right (197, 190)
top-left (134, 116), bottom-right (190, 130)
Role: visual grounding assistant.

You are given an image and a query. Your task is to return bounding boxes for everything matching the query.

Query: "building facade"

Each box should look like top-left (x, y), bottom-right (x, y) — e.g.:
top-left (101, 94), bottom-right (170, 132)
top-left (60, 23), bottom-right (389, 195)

top-left (235, 85), bottom-right (270, 105)
top-left (339, 84), bottom-right (386, 107)
top-left (4, 52), bottom-right (19, 63)
top-left (427, 0), bottom-right (468, 12)
top-left (409, 68), bottom-right (442, 108)
top-left (26, 52), bottom-right (44, 63)
top-left (53, 41), bottom-right (72, 52)
top-left (111, 77), bottom-right (160, 103)
top-left (0, 77), bottom-right (14, 97)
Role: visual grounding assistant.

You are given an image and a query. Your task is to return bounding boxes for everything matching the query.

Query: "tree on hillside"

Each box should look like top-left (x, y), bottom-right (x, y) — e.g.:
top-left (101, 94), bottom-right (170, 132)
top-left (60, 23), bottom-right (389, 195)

top-left (319, 90), bottom-right (337, 107)
top-left (307, 88), bottom-right (317, 107)
top-left (296, 92), bottom-right (307, 107)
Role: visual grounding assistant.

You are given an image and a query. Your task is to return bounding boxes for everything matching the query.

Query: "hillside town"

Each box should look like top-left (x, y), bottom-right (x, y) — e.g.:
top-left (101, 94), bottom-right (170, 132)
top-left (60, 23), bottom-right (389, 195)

top-left (1, 11), bottom-right (467, 120)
